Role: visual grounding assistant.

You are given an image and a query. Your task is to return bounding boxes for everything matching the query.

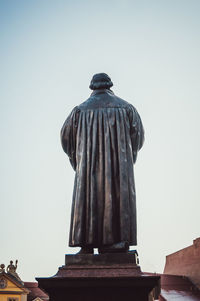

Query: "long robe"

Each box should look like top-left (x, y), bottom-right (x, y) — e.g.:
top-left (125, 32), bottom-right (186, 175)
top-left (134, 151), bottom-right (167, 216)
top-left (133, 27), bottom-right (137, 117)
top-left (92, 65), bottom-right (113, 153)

top-left (61, 89), bottom-right (144, 247)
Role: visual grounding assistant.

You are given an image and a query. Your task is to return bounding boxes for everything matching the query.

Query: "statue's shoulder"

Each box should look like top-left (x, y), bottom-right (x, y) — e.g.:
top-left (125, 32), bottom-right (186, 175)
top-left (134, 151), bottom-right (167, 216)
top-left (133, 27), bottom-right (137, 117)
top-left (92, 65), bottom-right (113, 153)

top-left (113, 95), bottom-right (133, 108)
top-left (77, 91), bottom-right (134, 111)
top-left (77, 97), bottom-right (92, 110)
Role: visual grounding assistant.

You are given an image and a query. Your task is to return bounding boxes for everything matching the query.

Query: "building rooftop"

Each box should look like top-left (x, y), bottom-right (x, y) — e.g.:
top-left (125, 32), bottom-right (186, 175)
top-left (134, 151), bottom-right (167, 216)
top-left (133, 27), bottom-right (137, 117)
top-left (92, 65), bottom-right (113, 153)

top-left (24, 282), bottom-right (49, 301)
top-left (145, 273), bottom-right (200, 300)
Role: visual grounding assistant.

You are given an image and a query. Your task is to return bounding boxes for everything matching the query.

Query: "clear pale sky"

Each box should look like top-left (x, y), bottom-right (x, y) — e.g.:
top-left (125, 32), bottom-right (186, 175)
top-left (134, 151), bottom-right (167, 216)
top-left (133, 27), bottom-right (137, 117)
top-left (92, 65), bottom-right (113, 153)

top-left (1, 0), bottom-right (200, 281)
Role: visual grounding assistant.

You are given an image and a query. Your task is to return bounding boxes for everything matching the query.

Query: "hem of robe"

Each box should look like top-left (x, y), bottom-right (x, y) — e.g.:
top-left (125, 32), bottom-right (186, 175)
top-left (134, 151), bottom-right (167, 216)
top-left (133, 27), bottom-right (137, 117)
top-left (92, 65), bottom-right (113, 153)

top-left (69, 242), bottom-right (137, 248)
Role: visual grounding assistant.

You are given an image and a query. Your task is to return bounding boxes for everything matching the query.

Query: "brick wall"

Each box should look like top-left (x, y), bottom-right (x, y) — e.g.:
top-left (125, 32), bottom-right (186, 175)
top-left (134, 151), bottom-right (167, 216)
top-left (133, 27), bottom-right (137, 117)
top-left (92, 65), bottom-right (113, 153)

top-left (164, 238), bottom-right (200, 289)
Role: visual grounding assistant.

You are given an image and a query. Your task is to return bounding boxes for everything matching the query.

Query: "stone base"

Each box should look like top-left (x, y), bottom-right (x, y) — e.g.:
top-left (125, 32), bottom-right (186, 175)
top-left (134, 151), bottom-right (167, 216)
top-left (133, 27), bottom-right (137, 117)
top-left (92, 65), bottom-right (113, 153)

top-left (36, 252), bottom-right (160, 301)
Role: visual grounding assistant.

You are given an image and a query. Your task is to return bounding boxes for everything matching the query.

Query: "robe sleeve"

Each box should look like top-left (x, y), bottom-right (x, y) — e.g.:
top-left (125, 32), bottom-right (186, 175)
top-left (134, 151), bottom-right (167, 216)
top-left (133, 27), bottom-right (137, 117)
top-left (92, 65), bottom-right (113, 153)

top-left (60, 106), bottom-right (79, 170)
top-left (127, 105), bottom-right (144, 163)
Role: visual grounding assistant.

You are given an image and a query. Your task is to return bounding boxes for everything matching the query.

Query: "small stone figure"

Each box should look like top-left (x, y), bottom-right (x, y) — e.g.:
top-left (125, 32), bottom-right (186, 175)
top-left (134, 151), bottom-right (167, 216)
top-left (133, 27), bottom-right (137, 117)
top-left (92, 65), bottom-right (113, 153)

top-left (7, 260), bottom-right (18, 274)
top-left (61, 73), bottom-right (144, 254)
top-left (0, 264), bottom-right (5, 273)
top-left (7, 260), bottom-right (22, 282)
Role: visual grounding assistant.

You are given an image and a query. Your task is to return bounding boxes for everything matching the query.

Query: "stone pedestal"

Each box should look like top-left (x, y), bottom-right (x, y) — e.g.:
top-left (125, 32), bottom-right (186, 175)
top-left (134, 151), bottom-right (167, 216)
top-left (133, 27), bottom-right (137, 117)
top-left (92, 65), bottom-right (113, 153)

top-left (36, 252), bottom-right (160, 301)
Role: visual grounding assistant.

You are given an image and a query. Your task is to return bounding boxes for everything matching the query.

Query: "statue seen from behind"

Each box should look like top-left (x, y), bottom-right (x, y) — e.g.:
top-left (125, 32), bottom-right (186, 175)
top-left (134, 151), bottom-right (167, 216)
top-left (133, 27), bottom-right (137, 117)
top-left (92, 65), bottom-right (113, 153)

top-left (61, 73), bottom-right (144, 254)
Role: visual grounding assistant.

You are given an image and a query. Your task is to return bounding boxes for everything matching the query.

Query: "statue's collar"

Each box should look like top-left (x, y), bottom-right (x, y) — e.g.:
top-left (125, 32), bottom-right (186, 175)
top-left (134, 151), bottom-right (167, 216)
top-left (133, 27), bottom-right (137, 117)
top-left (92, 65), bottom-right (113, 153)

top-left (91, 89), bottom-right (114, 96)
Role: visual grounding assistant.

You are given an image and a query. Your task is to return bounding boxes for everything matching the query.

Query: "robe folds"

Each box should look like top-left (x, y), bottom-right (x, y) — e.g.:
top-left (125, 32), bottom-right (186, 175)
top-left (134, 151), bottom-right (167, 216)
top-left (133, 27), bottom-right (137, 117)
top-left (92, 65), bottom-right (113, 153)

top-left (61, 89), bottom-right (144, 248)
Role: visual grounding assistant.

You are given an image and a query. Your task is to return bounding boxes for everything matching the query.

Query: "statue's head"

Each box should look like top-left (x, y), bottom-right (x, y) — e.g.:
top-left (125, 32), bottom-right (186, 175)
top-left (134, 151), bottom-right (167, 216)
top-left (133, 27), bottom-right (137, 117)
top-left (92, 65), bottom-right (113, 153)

top-left (10, 261), bottom-right (13, 264)
top-left (89, 73), bottom-right (113, 90)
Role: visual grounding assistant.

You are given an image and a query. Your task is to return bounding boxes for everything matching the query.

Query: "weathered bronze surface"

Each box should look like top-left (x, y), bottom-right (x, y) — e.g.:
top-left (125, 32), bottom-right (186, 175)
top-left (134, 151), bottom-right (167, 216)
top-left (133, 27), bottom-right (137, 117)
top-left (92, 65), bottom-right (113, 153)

top-left (61, 73), bottom-right (144, 251)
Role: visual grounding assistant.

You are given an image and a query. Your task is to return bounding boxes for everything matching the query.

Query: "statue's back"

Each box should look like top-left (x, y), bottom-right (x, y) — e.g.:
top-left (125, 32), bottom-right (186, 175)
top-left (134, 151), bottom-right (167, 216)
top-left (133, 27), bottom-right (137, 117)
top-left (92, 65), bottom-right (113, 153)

top-left (61, 74), bottom-right (144, 254)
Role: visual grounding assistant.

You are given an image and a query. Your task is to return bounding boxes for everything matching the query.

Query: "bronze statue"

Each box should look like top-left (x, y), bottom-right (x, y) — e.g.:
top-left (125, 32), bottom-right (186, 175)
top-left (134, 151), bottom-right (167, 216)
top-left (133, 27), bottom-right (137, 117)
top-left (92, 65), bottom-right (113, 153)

top-left (61, 73), bottom-right (144, 254)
